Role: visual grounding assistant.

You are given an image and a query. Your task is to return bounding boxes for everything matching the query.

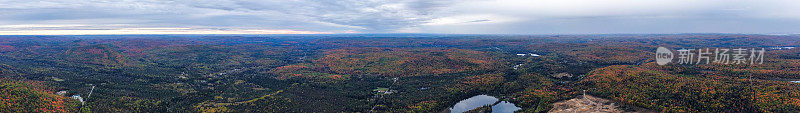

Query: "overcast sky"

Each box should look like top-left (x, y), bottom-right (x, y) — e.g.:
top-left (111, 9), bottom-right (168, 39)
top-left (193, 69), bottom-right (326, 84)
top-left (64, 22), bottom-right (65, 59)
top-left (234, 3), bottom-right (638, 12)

top-left (1, 0), bottom-right (800, 35)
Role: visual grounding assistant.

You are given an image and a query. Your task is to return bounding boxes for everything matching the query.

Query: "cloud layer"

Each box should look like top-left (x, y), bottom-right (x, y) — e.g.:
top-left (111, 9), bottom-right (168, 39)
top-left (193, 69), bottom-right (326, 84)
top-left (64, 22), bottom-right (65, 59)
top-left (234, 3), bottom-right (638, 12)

top-left (1, 0), bottom-right (799, 34)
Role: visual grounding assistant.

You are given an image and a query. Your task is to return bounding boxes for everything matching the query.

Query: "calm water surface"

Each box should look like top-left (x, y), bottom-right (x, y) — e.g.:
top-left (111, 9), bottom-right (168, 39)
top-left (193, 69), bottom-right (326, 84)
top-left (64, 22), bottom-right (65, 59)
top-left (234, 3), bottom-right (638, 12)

top-left (448, 95), bottom-right (521, 113)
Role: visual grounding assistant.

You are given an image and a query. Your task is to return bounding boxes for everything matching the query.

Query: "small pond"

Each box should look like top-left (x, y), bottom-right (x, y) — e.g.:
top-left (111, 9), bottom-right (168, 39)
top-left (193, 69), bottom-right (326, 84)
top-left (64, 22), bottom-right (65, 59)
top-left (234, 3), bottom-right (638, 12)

top-left (448, 95), bottom-right (521, 113)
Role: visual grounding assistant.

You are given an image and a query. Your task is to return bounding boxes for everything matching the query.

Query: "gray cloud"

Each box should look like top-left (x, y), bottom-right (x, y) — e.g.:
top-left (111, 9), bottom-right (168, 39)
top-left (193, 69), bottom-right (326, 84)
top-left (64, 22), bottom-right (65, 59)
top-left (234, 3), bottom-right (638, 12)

top-left (1, 0), bottom-right (799, 34)
top-left (0, 0), bottom-right (456, 33)
top-left (466, 19), bottom-right (490, 23)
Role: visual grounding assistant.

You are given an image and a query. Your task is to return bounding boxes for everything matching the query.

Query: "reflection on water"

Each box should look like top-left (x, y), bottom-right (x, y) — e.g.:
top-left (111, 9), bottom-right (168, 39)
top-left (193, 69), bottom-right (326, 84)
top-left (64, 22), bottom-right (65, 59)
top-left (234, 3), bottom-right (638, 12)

top-left (450, 95), bottom-right (498, 113)
top-left (448, 95), bottom-right (521, 113)
top-left (492, 101), bottom-right (521, 113)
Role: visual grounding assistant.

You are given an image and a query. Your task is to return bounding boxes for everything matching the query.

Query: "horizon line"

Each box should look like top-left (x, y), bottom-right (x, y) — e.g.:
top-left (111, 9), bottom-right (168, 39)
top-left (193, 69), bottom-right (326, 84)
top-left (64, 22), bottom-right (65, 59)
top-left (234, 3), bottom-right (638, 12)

top-left (0, 33), bottom-right (797, 36)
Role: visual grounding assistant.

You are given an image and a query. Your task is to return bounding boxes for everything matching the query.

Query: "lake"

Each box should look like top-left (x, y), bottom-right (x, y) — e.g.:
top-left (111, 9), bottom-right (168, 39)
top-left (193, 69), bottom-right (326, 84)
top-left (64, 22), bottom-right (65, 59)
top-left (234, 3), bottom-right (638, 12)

top-left (448, 95), bottom-right (521, 113)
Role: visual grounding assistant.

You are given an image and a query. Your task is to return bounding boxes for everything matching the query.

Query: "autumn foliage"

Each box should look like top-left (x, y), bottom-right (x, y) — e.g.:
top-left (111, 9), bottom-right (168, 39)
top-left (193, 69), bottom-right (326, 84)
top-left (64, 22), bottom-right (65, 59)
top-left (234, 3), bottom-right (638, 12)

top-left (62, 44), bottom-right (132, 67)
top-left (271, 47), bottom-right (500, 80)
top-left (316, 48), bottom-right (499, 76)
top-left (583, 65), bottom-right (800, 112)
top-left (0, 79), bottom-right (78, 113)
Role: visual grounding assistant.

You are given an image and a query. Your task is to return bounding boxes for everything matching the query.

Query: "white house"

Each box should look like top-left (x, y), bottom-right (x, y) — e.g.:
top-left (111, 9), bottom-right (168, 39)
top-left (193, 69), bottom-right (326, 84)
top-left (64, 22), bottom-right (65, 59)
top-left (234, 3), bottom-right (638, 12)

top-left (71, 95), bottom-right (84, 103)
top-left (56, 90), bottom-right (67, 96)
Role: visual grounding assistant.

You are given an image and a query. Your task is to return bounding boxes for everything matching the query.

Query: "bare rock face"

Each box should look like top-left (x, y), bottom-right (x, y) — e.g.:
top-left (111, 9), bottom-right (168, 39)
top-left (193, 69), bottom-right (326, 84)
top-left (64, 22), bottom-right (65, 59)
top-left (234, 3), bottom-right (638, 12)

top-left (548, 95), bottom-right (633, 113)
top-left (552, 73), bottom-right (573, 78)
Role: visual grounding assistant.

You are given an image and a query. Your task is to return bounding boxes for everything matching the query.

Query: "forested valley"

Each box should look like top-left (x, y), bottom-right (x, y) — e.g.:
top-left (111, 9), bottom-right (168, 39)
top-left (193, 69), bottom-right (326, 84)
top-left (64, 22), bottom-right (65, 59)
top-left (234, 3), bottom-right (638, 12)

top-left (1, 34), bottom-right (799, 112)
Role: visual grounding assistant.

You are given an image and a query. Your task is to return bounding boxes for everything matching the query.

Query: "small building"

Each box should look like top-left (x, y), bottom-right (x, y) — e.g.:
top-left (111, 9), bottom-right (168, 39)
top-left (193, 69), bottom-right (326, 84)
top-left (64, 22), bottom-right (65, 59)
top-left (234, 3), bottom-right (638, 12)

top-left (71, 95), bottom-right (84, 103)
top-left (373, 88), bottom-right (395, 94)
top-left (513, 64), bottom-right (523, 70)
top-left (56, 90), bottom-right (67, 96)
top-left (385, 90), bottom-right (396, 94)
top-left (373, 88), bottom-right (389, 93)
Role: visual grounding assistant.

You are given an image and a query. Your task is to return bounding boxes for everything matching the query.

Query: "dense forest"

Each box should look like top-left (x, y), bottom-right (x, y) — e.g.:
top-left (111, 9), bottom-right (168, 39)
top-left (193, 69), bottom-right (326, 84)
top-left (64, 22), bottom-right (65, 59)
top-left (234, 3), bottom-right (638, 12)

top-left (0, 34), bottom-right (799, 112)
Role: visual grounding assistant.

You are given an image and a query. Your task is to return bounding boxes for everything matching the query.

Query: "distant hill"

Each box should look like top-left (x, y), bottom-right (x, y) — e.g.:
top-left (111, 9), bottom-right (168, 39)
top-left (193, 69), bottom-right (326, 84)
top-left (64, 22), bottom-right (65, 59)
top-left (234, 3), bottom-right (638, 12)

top-left (270, 47), bottom-right (501, 80)
top-left (62, 44), bottom-right (131, 67)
